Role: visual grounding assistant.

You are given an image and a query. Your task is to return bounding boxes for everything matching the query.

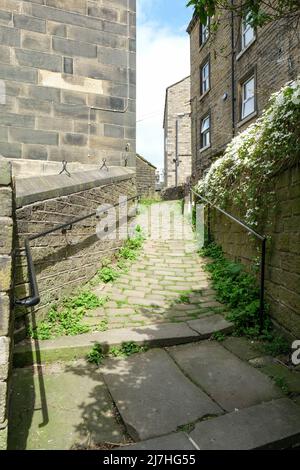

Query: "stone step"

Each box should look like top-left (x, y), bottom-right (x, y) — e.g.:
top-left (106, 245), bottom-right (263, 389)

top-left (102, 349), bottom-right (222, 441)
top-left (167, 341), bottom-right (282, 412)
top-left (13, 315), bottom-right (233, 366)
top-left (121, 398), bottom-right (300, 450)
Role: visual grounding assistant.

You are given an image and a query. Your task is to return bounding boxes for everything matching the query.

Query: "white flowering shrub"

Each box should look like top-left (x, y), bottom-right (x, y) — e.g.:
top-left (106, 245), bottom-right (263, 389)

top-left (196, 78), bottom-right (300, 227)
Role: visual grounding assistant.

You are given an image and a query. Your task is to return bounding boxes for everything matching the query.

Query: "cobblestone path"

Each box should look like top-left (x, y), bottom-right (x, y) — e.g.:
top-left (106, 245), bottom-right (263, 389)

top-left (85, 201), bottom-right (226, 330)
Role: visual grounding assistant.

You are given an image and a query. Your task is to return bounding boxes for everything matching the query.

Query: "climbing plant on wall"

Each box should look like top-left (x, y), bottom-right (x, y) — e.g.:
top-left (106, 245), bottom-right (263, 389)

top-left (196, 79), bottom-right (300, 228)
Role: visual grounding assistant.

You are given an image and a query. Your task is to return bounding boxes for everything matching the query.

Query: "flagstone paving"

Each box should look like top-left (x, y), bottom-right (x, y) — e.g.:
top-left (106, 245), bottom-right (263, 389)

top-left (8, 201), bottom-right (300, 450)
top-left (86, 201), bottom-right (227, 331)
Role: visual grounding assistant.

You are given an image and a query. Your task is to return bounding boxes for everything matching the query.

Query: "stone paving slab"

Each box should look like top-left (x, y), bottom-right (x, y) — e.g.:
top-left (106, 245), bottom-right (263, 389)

top-left (101, 349), bottom-right (222, 441)
top-left (8, 361), bottom-right (127, 450)
top-left (187, 314), bottom-right (234, 338)
top-left (14, 323), bottom-right (201, 366)
top-left (119, 432), bottom-right (195, 450)
top-left (189, 398), bottom-right (300, 450)
top-left (168, 341), bottom-right (282, 412)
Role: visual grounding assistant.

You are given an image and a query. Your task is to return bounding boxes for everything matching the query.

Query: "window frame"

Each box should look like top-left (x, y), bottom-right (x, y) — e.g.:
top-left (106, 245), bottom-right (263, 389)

top-left (241, 12), bottom-right (255, 50)
top-left (240, 74), bottom-right (256, 121)
top-left (199, 18), bottom-right (210, 46)
top-left (200, 113), bottom-right (211, 150)
top-left (200, 57), bottom-right (210, 96)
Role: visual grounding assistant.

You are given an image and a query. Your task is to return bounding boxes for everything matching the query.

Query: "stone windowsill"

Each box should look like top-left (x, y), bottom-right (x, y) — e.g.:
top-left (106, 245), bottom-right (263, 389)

top-left (237, 110), bottom-right (257, 128)
top-left (199, 144), bottom-right (211, 154)
top-left (199, 89), bottom-right (210, 102)
top-left (236, 37), bottom-right (256, 61)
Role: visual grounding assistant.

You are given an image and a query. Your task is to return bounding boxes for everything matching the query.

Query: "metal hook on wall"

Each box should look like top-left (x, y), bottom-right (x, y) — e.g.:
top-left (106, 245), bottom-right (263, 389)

top-left (100, 158), bottom-right (109, 171)
top-left (59, 160), bottom-right (71, 177)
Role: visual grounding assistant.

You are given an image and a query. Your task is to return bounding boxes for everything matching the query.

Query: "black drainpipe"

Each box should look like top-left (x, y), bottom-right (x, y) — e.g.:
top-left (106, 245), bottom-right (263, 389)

top-left (231, 2), bottom-right (236, 136)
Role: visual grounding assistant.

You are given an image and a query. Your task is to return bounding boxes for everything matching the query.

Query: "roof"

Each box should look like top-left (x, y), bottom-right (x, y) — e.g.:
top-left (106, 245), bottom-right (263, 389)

top-left (163, 76), bottom-right (191, 128)
top-left (136, 153), bottom-right (157, 169)
top-left (187, 11), bottom-right (198, 34)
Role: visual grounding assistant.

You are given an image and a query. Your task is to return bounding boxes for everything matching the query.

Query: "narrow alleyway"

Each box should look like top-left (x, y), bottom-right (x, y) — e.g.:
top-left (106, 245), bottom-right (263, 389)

top-left (87, 201), bottom-right (226, 330)
top-left (8, 201), bottom-right (300, 450)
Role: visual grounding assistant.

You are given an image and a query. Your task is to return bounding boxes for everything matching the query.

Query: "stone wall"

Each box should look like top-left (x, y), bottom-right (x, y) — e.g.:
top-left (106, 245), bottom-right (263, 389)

top-left (209, 165), bottom-right (300, 337)
top-left (0, 159), bottom-right (13, 450)
top-left (0, 0), bottom-right (136, 166)
top-left (164, 76), bottom-right (192, 187)
top-left (14, 168), bottom-right (137, 342)
top-left (136, 154), bottom-right (156, 197)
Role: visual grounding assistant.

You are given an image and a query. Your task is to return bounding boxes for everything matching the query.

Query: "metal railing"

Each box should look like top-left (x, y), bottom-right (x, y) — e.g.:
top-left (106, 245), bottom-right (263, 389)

top-left (14, 194), bottom-right (140, 308)
top-left (190, 188), bottom-right (267, 331)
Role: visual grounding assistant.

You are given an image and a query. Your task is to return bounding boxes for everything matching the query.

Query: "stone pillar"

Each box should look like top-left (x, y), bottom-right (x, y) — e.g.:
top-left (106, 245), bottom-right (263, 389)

top-left (0, 159), bottom-right (13, 450)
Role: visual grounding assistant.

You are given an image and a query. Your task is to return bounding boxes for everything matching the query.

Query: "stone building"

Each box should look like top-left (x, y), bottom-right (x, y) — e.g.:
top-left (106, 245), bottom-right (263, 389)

top-left (187, 8), bottom-right (300, 177)
top-left (0, 0), bottom-right (136, 167)
top-left (163, 76), bottom-right (192, 188)
top-left (136, 153), bottom-right (157, 197)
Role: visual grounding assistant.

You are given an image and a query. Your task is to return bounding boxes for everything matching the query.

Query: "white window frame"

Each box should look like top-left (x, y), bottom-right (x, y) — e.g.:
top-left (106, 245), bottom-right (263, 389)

top-left (241, 76), bottom-right (255, 120)
top-left (201, 60), bottom-right (210, 95)
top-left (200, 18), bottom-right (210, 45)
top-left (242, 12), bottom-right (255, 50)
top-left (200, 115), bottom-right (210, 149)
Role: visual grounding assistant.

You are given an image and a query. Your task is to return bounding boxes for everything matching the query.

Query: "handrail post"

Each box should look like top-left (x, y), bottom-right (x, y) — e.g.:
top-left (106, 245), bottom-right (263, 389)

top-left (207, 204), bottom-right (211, 245)
top-left (259, 237), bottom-right (266, 332)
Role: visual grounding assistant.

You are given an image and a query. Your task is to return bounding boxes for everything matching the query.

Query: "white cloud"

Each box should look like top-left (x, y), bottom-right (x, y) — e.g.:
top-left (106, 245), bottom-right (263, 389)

top-left (136, 11), bottom-right (190, 169)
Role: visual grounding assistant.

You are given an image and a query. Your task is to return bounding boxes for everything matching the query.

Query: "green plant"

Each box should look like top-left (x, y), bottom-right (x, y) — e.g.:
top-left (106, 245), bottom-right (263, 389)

top-left (262, 334), bottom-right (290, 356)
top-left (96, 319), bottom-right (109, 332)
top-left (175, 293), bottom-right (191, 304)
top-left (273, 376), bottom-right (289, 394)
top-left (109, 342), bottom-right (146, 358)
top-left (98, 266), bottom-right (120, 283)
top-left (212, 332), bottom-right (226, 342)
top-left (87, 344), bottom-right (105, 365)
top-left (196, 80), bottom-right (300, 230)
top-left (187, 1), bottom-right (300, 28)
top-left (139, 196), bottom-right (161, 207)
top-left (200, 243), bottom-right (271, 337)
top-left (29, 291), bottom-right (107, 340)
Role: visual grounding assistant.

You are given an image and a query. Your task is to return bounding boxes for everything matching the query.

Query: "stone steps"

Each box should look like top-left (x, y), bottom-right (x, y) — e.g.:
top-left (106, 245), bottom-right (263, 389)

top-left (13, 314), bottom-right (234, 367)
top-left (121, 399), bottom-right (300, 450)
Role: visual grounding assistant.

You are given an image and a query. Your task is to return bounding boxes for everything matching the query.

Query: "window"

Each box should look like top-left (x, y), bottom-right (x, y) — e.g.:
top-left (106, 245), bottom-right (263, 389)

top-left (200, 18), bottom-right (210, 45)
top-left (201, 60), bottom-right (210, 95)
top-left (200, 114), bottom-right (210, 149)
top-left (241, 76), bottom-right (255, 120)
top-left (242, 12), bottom-right (255, 49)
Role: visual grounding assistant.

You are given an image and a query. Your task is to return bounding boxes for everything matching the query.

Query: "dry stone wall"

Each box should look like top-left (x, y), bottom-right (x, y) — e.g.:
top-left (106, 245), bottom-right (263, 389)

top-left (210, 165), bottom-right (300, 337)
top-left (0, 159), bottom-right (13, 450)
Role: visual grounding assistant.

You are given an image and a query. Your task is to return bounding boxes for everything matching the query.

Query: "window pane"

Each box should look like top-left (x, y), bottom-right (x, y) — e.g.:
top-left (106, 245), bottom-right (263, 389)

top-left (245, 78), bottom-right (254, 99)
top-left (202, 62), bottom-right (209, 93)
top-left (242, 13), bottom-right (254, 48)
top-left (201, 116), bottom-right (209, 132)
top-left (243, 96), bottom-right (255, 117)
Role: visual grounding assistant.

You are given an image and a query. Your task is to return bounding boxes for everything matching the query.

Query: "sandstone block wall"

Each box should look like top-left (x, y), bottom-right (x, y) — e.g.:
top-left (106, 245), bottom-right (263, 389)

top-left (136, 154), bottom-right (156, 197)
top-left (0, 159), bottom-right (13, 450)
top-left (14, 170), bottom-right (137, 342)
top-left (164, 76), bottom-right (192, 188)
top-left (209, 165), bottom-right (300, 337)
top-left (0, 0), bottom-right (136, 166)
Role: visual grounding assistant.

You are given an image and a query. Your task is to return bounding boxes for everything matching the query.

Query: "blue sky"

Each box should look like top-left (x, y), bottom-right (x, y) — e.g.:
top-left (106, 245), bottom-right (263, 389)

top-left (136, 1), bottom-right (193, 170)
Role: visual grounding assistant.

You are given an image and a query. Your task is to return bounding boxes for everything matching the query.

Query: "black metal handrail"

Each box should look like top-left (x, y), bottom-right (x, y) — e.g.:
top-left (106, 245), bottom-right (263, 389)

top-left (191, 188), bottom-right (267, 331)
top-left (15, 194), bottom-right (140, 308)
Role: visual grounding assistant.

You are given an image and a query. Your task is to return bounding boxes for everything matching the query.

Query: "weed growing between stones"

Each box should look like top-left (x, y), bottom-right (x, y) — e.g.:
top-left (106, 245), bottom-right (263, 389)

top-left (28, 227), bottom-right (146, 340)
top-left (28, 291), bottom-right (107, 340)
top-left (87, 341), bottom-right (148, 365)
top-left (199, 243), bottom-right (291, 353)
top-left (96, 225), bottom-right (145, 284)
